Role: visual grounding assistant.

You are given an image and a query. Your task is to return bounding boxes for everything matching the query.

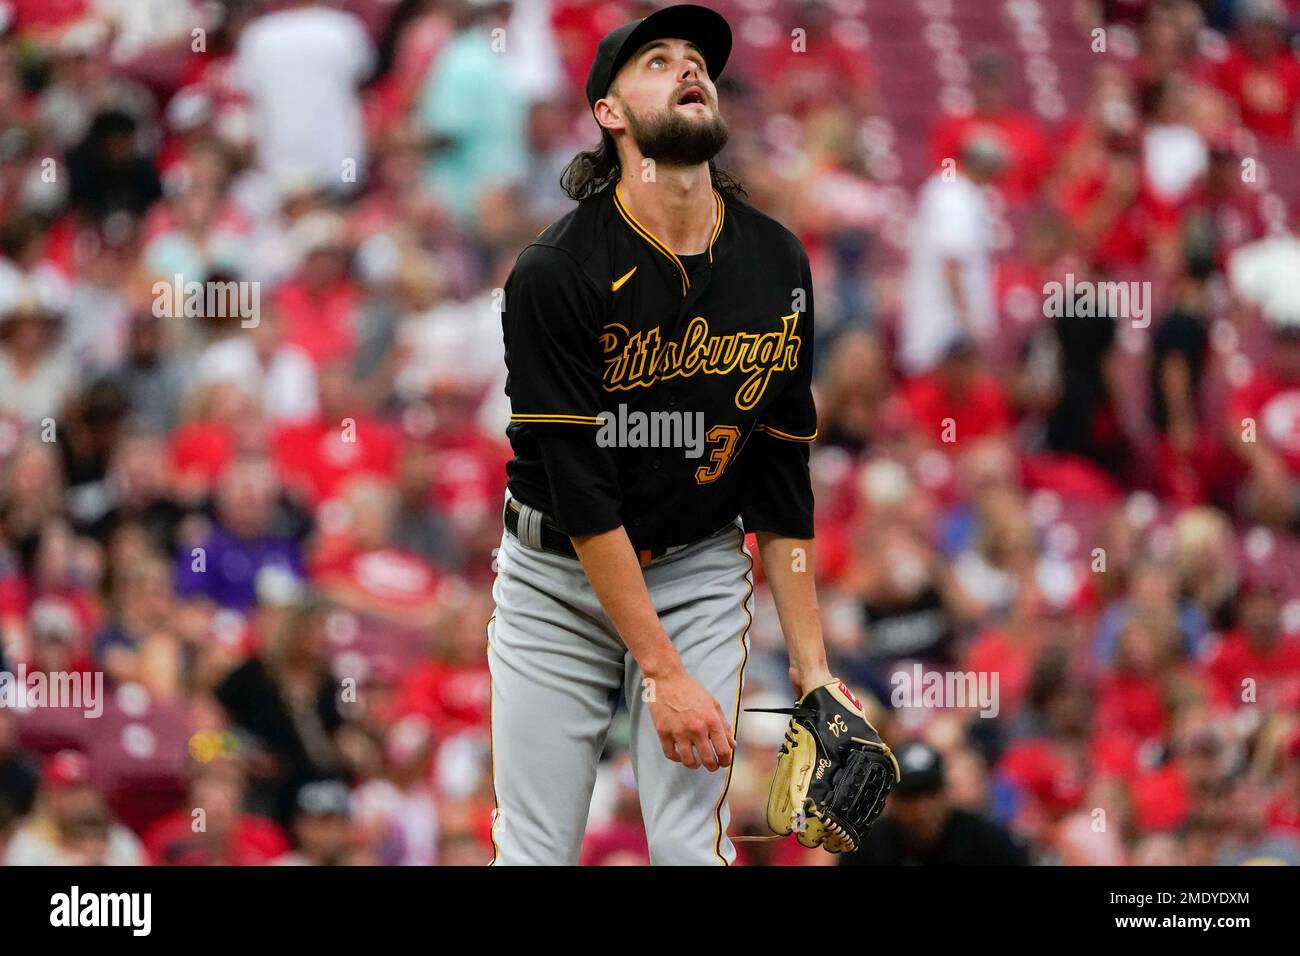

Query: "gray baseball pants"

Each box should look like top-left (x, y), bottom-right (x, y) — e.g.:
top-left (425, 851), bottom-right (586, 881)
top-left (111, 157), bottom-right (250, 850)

top-left (486, 495), bottom-right (753, 866)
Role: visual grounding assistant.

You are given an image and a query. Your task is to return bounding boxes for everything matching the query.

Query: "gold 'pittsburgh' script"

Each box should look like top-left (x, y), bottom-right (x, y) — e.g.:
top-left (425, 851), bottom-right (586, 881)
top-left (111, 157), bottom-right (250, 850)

top-left (599, 312), bottom-right (802, 411)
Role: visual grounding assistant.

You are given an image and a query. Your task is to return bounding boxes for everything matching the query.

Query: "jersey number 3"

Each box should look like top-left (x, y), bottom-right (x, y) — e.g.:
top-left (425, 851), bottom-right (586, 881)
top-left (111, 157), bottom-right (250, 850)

top-left (694, 425), bottom-right (741, 484)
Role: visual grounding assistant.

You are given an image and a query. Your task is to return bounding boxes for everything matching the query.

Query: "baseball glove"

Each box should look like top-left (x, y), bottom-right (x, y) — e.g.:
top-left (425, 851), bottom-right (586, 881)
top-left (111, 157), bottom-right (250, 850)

top-left (750, 680), bottom-right (899, 853)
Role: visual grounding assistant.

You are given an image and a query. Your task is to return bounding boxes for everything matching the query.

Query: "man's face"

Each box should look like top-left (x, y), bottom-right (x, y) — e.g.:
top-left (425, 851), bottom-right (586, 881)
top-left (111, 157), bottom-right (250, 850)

top-left (32, 633), bottom-right (74, 672)
top-left (128, 315), bottom-right (161, 360)
top-left (216, 460), bottom-right (276, 537)
top-left (972, 72), bottom-right (1008, 114)
top-left (1240, 591), bottom-right (1280, 646)
top-left (192, 777), bottom-right (240, 839)
top-left (890, 791), bottom-right (948, 844)
top-left (599, 38), bottom-right (728, 167)
top-left (122, 561), bottom-right (172, 622)
top-left (296, 813), bottom-right (350, 864)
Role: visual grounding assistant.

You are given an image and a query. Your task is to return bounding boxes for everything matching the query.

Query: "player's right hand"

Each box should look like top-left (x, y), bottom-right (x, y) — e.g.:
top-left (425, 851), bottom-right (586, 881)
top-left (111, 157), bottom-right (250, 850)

top-left (646, 667), bottom-right (736, 772)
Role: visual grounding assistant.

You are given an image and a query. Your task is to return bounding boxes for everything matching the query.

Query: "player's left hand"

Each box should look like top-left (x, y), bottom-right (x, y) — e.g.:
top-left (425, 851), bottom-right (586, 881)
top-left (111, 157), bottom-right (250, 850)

top-left (751, 680), bottom-right (899, 853)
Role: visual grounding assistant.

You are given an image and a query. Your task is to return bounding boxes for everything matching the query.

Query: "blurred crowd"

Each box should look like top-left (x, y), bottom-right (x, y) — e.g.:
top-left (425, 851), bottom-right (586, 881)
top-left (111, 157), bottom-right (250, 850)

top-left (0, 0), bottom-right (1299, 866)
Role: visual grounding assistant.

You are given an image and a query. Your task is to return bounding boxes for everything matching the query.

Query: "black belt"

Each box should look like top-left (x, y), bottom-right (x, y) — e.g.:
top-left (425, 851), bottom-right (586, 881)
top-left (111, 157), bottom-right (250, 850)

top-left (503, 498), bottom-right (579, 559)
top-left (503, 499), bottom-right (679, 567)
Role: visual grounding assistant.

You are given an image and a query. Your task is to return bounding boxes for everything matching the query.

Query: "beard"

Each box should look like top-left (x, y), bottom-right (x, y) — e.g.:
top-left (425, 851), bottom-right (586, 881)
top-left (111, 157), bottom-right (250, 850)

top-left (624, 102), bottom-right (729, 167)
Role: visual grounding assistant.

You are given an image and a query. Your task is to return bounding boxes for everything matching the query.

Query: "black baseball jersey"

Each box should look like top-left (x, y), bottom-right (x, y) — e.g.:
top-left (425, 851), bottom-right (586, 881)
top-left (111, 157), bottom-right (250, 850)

top-left (500, 182), bottom-right (817, 552)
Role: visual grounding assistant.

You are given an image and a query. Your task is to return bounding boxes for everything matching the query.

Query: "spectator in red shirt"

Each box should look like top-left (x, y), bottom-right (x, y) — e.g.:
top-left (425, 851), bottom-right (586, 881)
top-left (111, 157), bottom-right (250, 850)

top-left (1215, 775), bottom-right (1300, 865)
top-left (8, 0), bottom-right (90, 35)
top-left (1182, 134), bottom-right (1272, 270)
top-left (1204, 565), bottom-right (1300, 709)
top-left (168, 381), bottom-right (263, 506)
top-left (930, 52), bottom-right (1049, 205)
top-left (272, 362), bottom-right (401, 509)
top-left (962, 582), bottom-right (1049, 721)
top-left (395, 586), bottom-right (492, 735)
top-left (144, 763), bottom-right (290, 865)
top-left (1058, 129), bottom-right (1175, 270)
top-left (993, 211), bottom-right (1071, 354)
top-left (1267, 732), bottom-right (1300, 834)
top-left (995, 649), bottom-right (1096, 837)
top-left (1226, 311), bottom-right (1300, 528)
top-left (1129, 758), bottom-right (1193, 833)
top-left (758, 0), bottom-right (878, 120)
top-left (273, 211), bottom-right (360, 367)
top-left (9, 516), bottom-right (102, 666)
top-left (311, 475), bottom-right (444, 628)
top-left (550, 0), bottom-right (631, 97)
top-left (1096, 609), bottom-right (1186, 744)
top-left (1212, 1), bottom-right (1300, 143)
top-left (901, 342), bottom-right (1014, 447)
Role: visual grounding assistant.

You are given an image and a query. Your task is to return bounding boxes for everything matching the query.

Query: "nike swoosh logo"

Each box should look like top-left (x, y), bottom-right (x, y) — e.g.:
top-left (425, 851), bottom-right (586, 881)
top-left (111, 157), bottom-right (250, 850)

top-left (611, 266), bottom-right (637, 292)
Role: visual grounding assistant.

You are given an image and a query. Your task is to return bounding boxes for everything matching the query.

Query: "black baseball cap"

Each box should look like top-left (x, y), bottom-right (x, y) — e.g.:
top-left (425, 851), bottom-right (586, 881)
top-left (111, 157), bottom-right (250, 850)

top-left (585, 4), bottom-right (732, 110)
top-left (892, 742), bottom-right (945, 796)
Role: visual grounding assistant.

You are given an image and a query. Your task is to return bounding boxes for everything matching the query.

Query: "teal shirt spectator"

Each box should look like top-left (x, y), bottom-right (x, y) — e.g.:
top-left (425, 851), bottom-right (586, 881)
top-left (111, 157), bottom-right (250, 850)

top-left (418, 28), bottom-right (528, 225)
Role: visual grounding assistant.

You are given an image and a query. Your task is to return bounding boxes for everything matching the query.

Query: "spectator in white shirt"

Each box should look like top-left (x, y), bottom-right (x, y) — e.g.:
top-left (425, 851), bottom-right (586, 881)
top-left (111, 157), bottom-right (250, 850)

top-left (1142, 79), bottom-right (1207, 204)
top-left (899, 137), bottom-right (1005, 376)
top-left (235, 0), bottom-right (376, 194)
top-left (193, 309), bottom-right (318, 423)
top-left (0, 264), bottom-right (75, 428)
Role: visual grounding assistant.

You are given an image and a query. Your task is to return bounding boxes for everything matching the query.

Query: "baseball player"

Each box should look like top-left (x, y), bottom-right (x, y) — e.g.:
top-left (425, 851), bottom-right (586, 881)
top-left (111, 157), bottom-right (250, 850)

top-left (489, 3), bottom-right (889, 865)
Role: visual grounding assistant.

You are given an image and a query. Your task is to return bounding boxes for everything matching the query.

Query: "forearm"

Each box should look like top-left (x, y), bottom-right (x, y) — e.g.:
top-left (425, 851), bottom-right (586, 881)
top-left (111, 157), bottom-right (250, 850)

top-left (756, 532), bottom-right (833, 688)
top-left (570, 526), bottom-right (681, 679)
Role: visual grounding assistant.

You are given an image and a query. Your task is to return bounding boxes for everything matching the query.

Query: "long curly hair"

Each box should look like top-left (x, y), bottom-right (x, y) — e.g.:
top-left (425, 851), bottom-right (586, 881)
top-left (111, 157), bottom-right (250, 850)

top-left (560, 129), bottom-right (746, 202)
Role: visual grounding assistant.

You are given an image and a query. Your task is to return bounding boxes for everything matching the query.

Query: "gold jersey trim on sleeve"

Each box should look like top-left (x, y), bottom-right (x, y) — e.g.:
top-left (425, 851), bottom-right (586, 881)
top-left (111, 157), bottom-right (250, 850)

top-left (754, 423), bottom-right (818, 442)
top-left (509, 414), bottom-right (605, 425)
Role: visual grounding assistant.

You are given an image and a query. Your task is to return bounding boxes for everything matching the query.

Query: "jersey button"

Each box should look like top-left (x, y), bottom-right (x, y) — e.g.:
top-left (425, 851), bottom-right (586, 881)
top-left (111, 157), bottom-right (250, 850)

top-left (651, 460), bottom-right (662, 471)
